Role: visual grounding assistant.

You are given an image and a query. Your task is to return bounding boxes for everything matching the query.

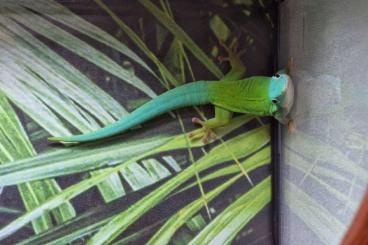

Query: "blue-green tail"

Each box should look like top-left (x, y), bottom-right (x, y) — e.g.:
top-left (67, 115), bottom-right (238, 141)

top-left (48, 81), bottom-right (211, 143)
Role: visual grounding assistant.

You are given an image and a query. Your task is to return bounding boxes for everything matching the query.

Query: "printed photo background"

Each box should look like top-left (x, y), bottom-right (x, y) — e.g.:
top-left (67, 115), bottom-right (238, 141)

top-left (0, 0), bottom-right (277, 244)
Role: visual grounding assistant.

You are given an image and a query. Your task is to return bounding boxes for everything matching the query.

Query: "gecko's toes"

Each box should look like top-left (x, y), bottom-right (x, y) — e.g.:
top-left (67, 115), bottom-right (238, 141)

top-left (189, 118), bottom-right (217, 143)
top-left (217, 55), bottom-right (230, 63)
top-left (188, 131), bottom-right (199, 139)
top-left (206, 129), bottom-right (217, 142)
top-left (201, 129), bottom-right (214, 144)
top-left (229, 37), bottom-right (239, 52)
top-left (189, 127), bottom-right (216, 144)
top-left (202, 138), bottom-right (209, 144)
top-left (286, 57), bottom-right (294, 75)
top-left (218, 37), bottom-right (242, 65)
top-left (209, 131), bottom-right (217, 140)
top-left (188, 128), bottom-right (204, 140)
top-left (192, 117), bottom-right (205, 126)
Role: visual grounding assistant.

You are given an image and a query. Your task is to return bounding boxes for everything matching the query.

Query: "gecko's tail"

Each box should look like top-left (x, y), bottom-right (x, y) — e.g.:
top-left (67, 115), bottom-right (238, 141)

top-left (48, 81), bottom-right (212, 144)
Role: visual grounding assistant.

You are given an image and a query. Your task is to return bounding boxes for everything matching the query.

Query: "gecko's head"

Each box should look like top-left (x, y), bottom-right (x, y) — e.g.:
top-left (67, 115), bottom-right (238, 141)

top-left (268, 72), bottom-right (294, 124)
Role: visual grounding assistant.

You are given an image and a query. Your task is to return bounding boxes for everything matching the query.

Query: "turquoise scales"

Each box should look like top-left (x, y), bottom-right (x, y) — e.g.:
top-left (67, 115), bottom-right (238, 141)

top-left (49, 81), bottom-right (211, 143)
top-left (48, 74), bottom-right (294, 143)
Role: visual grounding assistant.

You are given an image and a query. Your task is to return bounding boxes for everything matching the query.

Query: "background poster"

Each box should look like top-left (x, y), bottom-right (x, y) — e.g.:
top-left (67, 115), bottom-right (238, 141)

top-left (0, 0), bottom-right (277, 244)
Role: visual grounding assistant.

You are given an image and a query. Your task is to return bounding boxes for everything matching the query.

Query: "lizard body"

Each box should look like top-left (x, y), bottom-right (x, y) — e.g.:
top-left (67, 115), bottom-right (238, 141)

top-left (49, 41), bottom-right (294, 143)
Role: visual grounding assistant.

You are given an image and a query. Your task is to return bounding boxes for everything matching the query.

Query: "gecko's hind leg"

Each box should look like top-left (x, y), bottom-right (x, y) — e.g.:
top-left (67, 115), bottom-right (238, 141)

top-left (188, 118), bottom-right (216, 144)
top-left (188, 107), bottom-right (232, 144)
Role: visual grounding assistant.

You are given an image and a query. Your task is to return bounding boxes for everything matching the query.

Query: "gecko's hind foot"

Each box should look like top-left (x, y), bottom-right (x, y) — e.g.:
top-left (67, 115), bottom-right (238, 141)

top-left (220, 37), bottom-right (239, 53)
top-left (188, 128), bottom-right (216, 144)
top-left (188, 117), bottom-right (216, 144)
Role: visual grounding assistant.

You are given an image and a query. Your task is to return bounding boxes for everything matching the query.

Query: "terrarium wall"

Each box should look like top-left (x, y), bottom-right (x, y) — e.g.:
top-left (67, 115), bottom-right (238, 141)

top-left (279, 0), bottom-right (368, 244)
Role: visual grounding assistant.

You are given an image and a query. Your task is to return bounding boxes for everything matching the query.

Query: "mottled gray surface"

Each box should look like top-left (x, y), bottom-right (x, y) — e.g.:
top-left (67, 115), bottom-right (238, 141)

top-left (279, 0), bottom-right (368, 244)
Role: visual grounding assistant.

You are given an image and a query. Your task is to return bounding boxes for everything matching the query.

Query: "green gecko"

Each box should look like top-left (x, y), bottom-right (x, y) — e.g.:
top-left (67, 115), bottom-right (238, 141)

top-left (48, 40), bottom-right (294, 144)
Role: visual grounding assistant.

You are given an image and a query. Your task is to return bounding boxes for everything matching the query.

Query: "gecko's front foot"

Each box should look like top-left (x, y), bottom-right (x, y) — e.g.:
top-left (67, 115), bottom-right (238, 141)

top-left (287, 119), bottom-right (297, 134)
top-left (217, 37), bottom-right (246, 80)
top-left (218, 37), bottom-right (240, 63)
top-left (188, 117), bottom-right (216, 144)
top-left (286, 57), bottom-right (294, 75)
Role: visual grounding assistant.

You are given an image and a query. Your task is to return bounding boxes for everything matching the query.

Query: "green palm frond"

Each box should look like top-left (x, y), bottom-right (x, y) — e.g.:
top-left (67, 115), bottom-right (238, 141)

top-left (0, 93), bottom-right (75, 233)
top-left (0, 115), bottom-right (253, 186)
top-left (3, 3), bottom-right (156, 98)
top-left (189, 177), bottom-right (271, 245)
top-left (0, 0), bottom-right (277, 244)
top-left (138, 0), bottom-right (224, 79)
top-left (20, 0), bottom-right (156, 76)
top-left (0, 124), bottom-right (270, 240)
top-left (94, 0), bottom-right (179, 88)
top-left (86, 125), bottom-right (270, 244)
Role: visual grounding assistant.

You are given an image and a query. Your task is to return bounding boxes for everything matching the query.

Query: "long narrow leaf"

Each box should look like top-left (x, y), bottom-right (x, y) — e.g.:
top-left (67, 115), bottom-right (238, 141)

top-left (0, 93), bottom-right (75, 233)
top-left (94, 0), bottom-right (179, 87)
top-left (0, 124), bottom-right (269, 241)
top-left (15, 184), bottom-right (166, 245)
top-left (0, 25), bottom-right (126, 202)
top-left (147, 174), bottom-right (242, 244)
top-left (189, 177), bottom-right (271, 245)
top-left (87, 124), bottom-right (270, 245)
top-left (138, 0), bottom-right (223, 78)
top-left (0, 115), bottom-right (253, 186)
top-left (19, 0), bottom-right (155, 76)
top-left (3, 3), bottom-right (156, 98)
top-left (0, 15), bottom-right (126, 120)
top-left (180, 146), bottom-right (270, 193)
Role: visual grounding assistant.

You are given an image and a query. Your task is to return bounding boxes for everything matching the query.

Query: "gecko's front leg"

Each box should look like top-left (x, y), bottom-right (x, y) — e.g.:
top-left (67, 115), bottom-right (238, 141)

top-left (287, 118), bottom-right (297, 134)
top-left (218, 37), bottom-right (246, 82)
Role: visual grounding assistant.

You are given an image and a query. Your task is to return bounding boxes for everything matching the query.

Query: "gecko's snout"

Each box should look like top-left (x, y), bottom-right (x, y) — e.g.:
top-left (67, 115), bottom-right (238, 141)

top-left (270, 73), bottom-right (295, 124)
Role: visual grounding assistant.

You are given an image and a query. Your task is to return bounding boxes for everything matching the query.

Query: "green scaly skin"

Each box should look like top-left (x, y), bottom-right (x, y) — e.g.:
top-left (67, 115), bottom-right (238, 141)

top-left (48, 41), bottom-right (294, 144)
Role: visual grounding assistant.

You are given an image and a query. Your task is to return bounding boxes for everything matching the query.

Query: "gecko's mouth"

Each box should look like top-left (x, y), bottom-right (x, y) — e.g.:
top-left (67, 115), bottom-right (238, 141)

top-left (273, 74), bottom-right (294, 124)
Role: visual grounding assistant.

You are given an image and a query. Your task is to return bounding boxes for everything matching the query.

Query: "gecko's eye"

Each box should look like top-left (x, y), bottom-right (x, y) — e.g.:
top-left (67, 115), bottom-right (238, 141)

top-left (272, 99), bottom-right (279, 104)
top-left (275, 73), bottom-right (281, 78)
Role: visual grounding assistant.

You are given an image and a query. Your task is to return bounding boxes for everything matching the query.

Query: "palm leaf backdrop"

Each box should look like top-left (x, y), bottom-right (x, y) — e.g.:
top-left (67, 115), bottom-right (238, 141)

top-left (0, 0), bottom-right (279, 244)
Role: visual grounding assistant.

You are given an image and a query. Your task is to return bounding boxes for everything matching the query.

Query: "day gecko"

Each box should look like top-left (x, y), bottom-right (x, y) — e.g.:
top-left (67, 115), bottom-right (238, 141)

top-left (49, 40), bottom-right (294, 144)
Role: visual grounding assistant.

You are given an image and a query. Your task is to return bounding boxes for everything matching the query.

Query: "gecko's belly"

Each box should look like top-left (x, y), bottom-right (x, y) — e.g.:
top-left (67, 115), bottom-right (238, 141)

top-left (214, 101), bottom-right (273, 116)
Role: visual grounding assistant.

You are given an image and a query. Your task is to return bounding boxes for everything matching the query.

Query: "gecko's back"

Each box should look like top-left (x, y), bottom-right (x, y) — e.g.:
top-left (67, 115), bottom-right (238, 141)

top-left (48, 76), bottom-right (283, 143)
top-left (208, 76), bottom-right (273, 115)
